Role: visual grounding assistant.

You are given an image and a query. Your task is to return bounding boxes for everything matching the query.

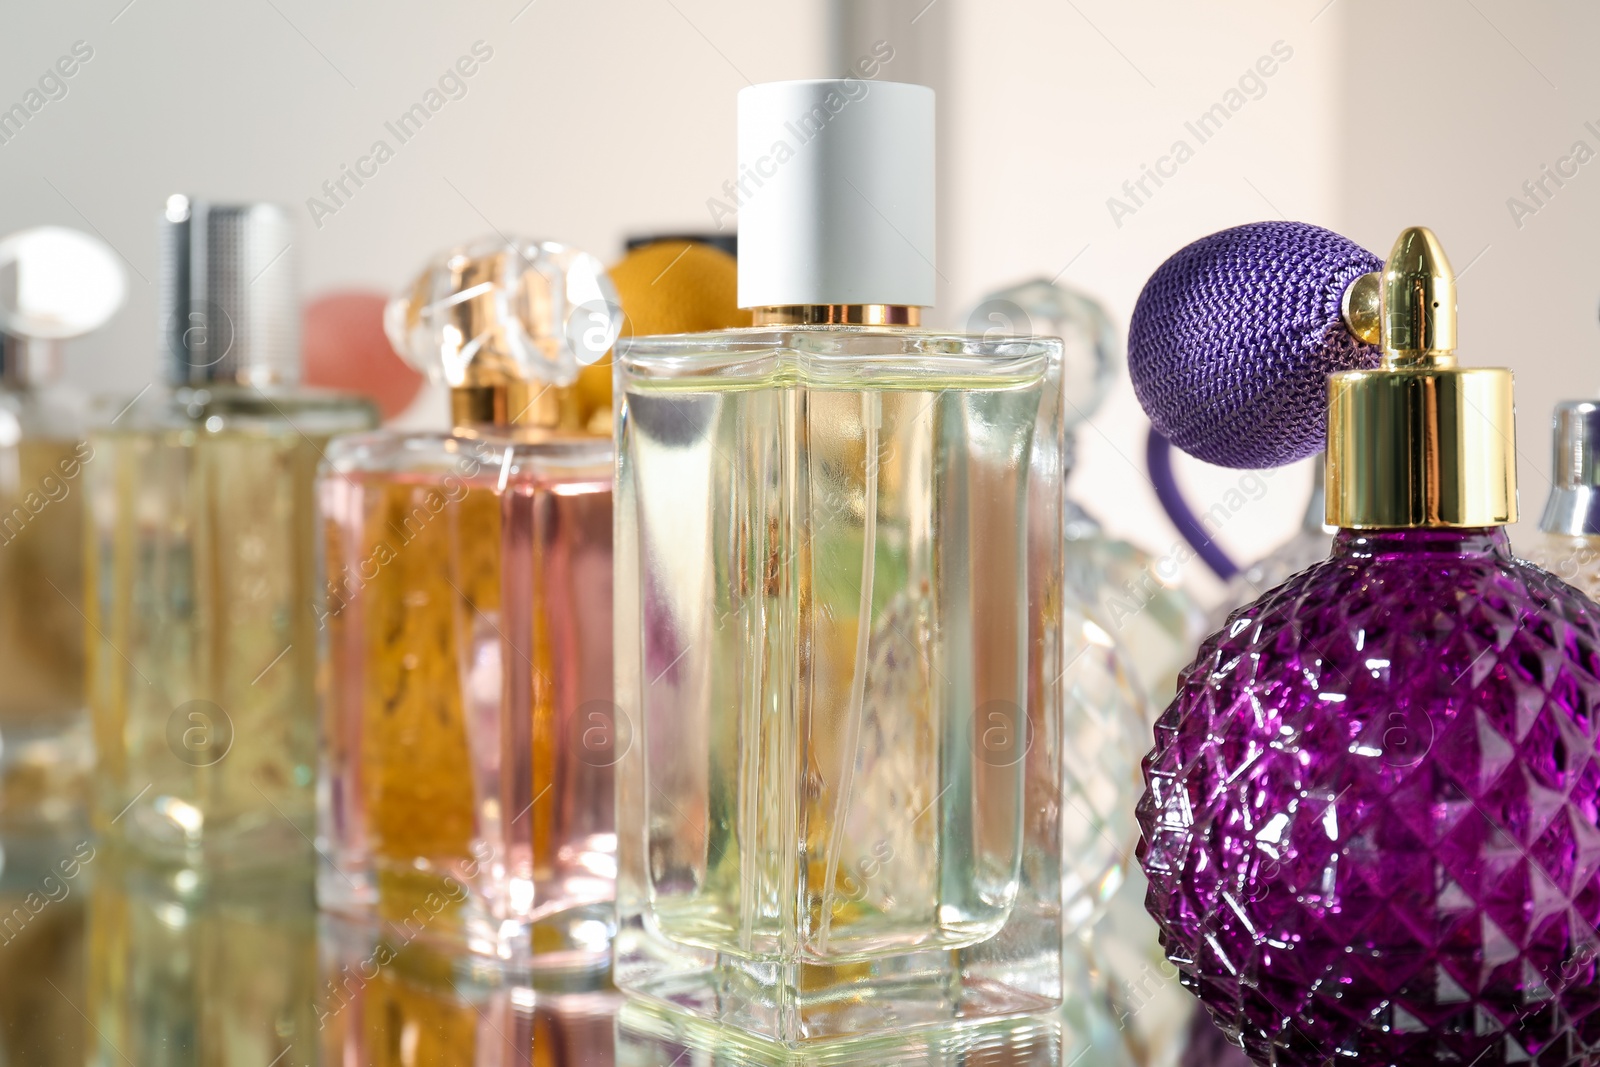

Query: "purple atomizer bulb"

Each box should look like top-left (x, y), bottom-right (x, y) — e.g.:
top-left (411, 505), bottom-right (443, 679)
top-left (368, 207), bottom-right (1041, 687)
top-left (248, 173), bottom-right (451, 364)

top-left (1132, 224), bottom-right (1600, 1067)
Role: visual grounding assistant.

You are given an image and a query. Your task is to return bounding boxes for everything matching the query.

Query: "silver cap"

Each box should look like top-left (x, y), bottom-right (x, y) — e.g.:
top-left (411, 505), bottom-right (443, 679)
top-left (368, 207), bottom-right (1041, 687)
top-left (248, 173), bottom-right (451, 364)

top-left (160, 196), bottom-right (297, 386)
top-left (1539, 400), bottom-right (1600, 536)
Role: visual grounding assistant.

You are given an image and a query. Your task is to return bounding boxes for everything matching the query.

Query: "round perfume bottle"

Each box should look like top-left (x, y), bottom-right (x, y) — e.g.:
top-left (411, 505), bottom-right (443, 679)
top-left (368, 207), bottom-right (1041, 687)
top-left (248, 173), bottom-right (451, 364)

top-left (1137, 227), bottom-right (1600, 1066)
top-left (0, 226), bottom-right (125, 833)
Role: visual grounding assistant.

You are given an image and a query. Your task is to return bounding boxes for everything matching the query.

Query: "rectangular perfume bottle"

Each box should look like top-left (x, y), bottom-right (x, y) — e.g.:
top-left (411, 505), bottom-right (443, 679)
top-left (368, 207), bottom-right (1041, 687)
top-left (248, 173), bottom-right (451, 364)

top-left (317, 238), bottom-right (619, 968)
top-left (86, 200), bottom-right (376, 863)
top-left (614, 323), bottom-right (1065, 1041)
top-left (612, 73), bottom-right (1065, 1047)
top-left (318, 433), bottom-right (614, 964)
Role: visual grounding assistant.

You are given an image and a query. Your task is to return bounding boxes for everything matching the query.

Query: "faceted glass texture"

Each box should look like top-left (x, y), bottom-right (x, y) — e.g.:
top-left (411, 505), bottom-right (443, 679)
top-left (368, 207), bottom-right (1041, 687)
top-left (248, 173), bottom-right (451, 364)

top-left (1522, 532), bottom-right (1600, 603)
top-left (1138, 528), bottom-right (1600, 1067)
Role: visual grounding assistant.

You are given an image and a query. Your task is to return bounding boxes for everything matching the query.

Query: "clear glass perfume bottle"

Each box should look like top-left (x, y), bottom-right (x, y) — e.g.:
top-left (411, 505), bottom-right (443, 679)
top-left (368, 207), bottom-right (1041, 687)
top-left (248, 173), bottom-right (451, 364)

top-left (86, 198), bottom-right (376, 863)
top-left (1521, 400), bottom-right (1600, 599)
top-left (1209, 457), bottom-right (1333, 624)
top-left (1139, 229), bottom-right (1600, 1066)
top-left (0, 226), bottom-right (124, 832)
top-left (614, 80), bottom-right (1067, 1045)
top-left (967, 278), bottom-right (1153, 940)
top-left (318, 237), bottom-right (620, 968)
top-left (1062, 442), bottom-right (1206, 711)
top-left (967, 278), bottom-right (1205, 710)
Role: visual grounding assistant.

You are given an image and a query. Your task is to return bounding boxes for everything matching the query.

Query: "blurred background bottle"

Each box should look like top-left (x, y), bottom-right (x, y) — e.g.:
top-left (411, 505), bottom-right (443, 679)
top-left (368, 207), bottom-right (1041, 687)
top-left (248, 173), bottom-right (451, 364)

top-left (86, 197), bottom-right (376, 865)
top-left (1208, 459), bottom-right (1334, 626)
top-left (0, 226), bottom-right (124, 834)
top-left (967, 278), bottom-right (1203, 709)
top-left (1522, 400), bottom-right (1600, 598)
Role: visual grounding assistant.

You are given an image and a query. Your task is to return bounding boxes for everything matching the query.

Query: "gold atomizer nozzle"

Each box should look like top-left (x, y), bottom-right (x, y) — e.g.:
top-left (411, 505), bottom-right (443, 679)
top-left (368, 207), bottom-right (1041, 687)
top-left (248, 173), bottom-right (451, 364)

top-left (1326, 227), bottom-right (1515, 528)
top-left (384, 237), bottom-right (619, 435)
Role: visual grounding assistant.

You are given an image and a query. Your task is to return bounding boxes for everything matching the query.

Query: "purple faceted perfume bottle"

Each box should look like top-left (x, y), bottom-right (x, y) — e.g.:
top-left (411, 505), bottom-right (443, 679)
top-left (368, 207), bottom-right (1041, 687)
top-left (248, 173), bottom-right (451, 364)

top-left (1133, 226), bottom-right (1600, 1067)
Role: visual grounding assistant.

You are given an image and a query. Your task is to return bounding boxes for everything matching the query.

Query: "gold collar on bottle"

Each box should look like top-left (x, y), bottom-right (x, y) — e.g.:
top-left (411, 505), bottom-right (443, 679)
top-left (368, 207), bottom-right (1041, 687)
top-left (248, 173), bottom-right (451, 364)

top-left (749, 305), bottom-right (921, 327)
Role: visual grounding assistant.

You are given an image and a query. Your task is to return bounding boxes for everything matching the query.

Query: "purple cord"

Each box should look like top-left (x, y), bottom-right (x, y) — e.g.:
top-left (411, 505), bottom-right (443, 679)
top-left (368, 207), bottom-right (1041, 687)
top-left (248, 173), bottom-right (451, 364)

top-left (1147, 426), bottom-right (1239, 580)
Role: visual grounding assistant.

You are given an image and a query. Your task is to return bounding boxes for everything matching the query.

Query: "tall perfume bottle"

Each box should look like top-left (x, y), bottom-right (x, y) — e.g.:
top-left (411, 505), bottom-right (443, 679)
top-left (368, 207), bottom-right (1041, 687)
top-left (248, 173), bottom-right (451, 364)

top-left (615, 80), bottom-right (1067, 1045)
top-left (318, 237), bottom-right (619, 968)
top-left (1522, 400), bottom-right (1600, 599)
top-left (86, 198), bottom-right (377, 863)
top-left (1137, 227), bottom-right (1600, 1066)
top-left (0, 226), bottom-right (124, 831)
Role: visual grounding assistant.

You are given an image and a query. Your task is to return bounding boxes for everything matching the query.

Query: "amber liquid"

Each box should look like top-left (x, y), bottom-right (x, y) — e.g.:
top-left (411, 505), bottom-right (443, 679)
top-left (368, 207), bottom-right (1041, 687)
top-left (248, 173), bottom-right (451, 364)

top-left (0, 437), bottom-right (91, 826)
top-left (319, 448), bottom-right (613, 966)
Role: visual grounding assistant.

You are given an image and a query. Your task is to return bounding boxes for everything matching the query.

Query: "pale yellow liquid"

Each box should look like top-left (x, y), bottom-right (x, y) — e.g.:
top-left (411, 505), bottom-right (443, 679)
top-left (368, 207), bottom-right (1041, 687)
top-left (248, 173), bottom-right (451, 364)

top-left (623, 377), bottom-right (1040, 963)
top-left (87, 389), bottom-right (373, 861)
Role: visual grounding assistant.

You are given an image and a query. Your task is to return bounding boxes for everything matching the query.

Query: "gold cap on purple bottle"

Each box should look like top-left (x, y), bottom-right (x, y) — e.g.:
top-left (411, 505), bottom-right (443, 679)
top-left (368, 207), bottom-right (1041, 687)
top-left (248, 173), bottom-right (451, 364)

top-left (1326, 226), bottom-right (1516, 528)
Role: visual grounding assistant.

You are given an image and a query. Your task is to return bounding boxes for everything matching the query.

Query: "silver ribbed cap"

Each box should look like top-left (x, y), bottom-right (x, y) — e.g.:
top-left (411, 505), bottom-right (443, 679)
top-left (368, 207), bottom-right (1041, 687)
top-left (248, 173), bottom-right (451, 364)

top-left (159, 196), bottom-right (297, 386)
top-left (1539, 400), bottom-right (1600, 536)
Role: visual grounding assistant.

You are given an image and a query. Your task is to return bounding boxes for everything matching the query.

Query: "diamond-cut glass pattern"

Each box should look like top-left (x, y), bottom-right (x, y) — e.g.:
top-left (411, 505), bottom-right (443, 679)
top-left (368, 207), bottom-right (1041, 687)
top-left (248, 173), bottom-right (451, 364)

top-left (1137, 528), bottom-right (1600, 1067)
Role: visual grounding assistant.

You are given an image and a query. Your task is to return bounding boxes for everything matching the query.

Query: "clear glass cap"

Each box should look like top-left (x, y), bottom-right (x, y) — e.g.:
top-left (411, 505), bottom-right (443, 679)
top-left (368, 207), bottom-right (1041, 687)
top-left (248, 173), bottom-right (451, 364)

top-left (384, 236), bottom-right (621, 390)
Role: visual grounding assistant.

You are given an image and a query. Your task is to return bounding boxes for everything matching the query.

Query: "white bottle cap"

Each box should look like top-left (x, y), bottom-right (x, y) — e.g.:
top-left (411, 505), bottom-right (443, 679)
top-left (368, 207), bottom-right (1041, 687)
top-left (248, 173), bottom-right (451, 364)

top-left (736, 79), bottom-right (935, 310)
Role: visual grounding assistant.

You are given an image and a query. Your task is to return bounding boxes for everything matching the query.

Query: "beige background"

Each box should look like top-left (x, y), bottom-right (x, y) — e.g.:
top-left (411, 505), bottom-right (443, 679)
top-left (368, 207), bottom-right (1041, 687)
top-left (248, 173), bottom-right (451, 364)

top-left (0, 0), bottom-right (1592, 601)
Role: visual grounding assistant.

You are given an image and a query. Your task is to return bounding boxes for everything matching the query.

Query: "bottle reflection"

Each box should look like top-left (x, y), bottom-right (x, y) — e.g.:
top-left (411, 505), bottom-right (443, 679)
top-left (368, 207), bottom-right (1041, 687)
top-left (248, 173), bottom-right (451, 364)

top-left (0, 837), bottom-right (91, 1066)
top-left (85, 848), bottom-right (317, 1066)
top-left (317, 914), bottom-right (617, 1066)
top-left (616, 998), bottom-right (1065, 1067)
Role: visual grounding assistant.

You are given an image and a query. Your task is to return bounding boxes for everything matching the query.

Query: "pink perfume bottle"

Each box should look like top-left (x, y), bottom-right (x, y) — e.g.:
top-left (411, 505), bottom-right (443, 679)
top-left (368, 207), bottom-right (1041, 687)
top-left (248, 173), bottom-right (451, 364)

top-left (317, 237), bottom-right (620, 968)
top-left (1133, 226), bottom-right (1600, 1066)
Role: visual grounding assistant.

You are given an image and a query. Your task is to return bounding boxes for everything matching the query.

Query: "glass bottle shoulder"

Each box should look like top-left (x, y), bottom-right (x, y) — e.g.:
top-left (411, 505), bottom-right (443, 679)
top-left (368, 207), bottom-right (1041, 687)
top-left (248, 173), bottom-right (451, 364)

top-left (92, 383), bottom-right (378, 438)
top-left (1520, 530), bottom-right (1600, 601)
top-left (618, 324), bottom-right (1061, 392)
top-left (322, 427), bottom-right (612, 489)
